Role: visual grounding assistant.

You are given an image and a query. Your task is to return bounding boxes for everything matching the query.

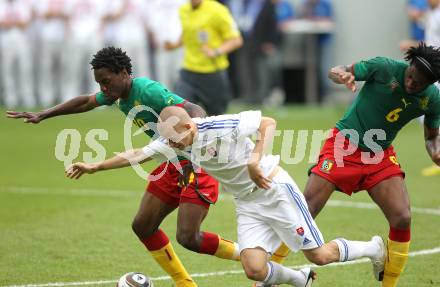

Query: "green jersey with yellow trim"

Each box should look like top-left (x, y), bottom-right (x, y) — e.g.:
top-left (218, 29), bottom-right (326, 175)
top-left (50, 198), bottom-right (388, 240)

top-left (95, 77), bottom-right (184, 138)
top-left (335, 56), bottom-right (440, 151)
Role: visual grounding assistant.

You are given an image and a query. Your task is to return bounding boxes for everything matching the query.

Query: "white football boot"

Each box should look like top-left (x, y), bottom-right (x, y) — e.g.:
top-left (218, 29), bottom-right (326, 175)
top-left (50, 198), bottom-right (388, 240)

top-left (371, 235), bottom-right (386, 281)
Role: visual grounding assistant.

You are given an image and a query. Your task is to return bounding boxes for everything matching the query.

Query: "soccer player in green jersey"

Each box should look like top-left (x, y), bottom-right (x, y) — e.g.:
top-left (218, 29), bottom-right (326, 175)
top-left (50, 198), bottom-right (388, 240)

top-left (304, 42), bottom-right (440, 287)
top-left (6, 47), bottom-right (241, 287)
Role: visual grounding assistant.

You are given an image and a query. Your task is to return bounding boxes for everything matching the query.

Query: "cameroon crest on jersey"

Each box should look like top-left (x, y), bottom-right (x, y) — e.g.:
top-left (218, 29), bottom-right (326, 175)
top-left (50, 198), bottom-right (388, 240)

top-left (320, 159), bottom-right (334, 174)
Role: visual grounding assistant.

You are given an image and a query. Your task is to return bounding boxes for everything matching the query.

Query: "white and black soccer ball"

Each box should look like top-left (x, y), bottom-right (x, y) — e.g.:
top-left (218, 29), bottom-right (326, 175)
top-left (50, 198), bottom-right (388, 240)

top-left (117, 272), bottom-right (154, 287)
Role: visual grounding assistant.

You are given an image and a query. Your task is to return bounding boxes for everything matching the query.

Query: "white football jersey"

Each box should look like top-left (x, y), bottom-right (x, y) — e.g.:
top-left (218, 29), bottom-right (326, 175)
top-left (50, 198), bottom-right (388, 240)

top-left (142, 111), bottom-right (279, 199)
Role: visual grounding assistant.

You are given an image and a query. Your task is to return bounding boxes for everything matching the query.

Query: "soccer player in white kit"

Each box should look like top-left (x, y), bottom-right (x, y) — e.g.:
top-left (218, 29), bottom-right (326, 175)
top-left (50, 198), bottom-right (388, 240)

top-left (67, 107), bottom-right (386, 286)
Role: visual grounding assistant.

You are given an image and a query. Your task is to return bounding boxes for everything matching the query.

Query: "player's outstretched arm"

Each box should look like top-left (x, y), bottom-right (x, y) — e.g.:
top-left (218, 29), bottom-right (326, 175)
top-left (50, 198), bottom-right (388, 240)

top-left (65, 148), bottom-right (152, 179)
top-left (328, 65), bottom-right (356, 92)
top-left (424, 125), bottom-right (440, 166)
top-left (6, 93), bottom-right (100, 124)
top-left (248, 116), bottom-right (277, 190)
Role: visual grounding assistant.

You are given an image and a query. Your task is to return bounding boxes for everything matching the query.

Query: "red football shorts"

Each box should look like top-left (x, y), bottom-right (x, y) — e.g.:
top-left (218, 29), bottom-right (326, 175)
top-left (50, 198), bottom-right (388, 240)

top-left (310, 128), bottom-right (405, 195)
top-left (146, 160), bottom-right (219, 209)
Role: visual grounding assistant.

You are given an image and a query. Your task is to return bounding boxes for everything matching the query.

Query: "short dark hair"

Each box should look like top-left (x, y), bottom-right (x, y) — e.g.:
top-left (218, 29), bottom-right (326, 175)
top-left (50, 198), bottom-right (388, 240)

top-left (405, 42), bottom-right (440, 83)
top-left (90, 46), bottom-right (132, 75)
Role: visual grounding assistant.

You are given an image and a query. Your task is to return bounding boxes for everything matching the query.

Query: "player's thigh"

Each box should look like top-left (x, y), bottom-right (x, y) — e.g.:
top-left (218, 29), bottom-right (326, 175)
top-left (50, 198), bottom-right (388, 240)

top-left (236, 209), bottom-right (281, 255)
top-left (367, 176), bottom-right (410, 228)
top-left (303, 173), bottom-right (336, 218)
top-left (133, 191), bottom-right (177, 231)
top-left (272, 181), bottom-right (324, 252)
top-left (176, 172), bottom-right (217, 235)
top-left (176, 202), bottom-right (209, 235)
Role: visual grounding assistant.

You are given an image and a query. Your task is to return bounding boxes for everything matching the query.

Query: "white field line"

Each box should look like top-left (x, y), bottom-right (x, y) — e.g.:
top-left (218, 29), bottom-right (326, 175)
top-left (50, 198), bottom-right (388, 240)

top-left (2, 186), bottom-right (440, 216)
top-left (2, 247), bottom-right (440, 287)
top-left (326, 200), bottom-right (440, 216)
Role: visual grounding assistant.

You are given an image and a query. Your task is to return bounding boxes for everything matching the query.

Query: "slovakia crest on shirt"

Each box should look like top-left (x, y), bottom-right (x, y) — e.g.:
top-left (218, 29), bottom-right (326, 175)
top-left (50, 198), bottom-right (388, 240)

top-left (207, 147), bottom-right (218, 157)
top-left (296, 227), bottom-right (305, 236)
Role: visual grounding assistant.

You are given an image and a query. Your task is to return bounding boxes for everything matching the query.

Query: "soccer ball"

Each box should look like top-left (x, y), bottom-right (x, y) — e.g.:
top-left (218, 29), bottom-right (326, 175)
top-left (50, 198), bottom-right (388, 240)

top-left (117, 272), bottom-right (154, 287)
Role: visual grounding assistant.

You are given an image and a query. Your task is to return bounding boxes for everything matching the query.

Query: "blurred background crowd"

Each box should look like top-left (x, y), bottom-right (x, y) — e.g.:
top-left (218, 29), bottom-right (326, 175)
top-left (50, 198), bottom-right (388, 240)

top-left (0, 0), bottom-right (437, 111)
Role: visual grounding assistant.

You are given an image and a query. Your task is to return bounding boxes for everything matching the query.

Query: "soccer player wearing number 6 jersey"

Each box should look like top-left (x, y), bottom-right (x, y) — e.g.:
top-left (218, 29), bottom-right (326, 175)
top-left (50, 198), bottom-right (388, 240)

top-left (304, 42), bottom-right (440, 287)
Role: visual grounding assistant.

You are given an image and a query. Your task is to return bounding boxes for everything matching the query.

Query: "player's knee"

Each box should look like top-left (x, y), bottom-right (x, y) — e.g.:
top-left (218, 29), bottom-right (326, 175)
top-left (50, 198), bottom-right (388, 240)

top-left (242, 263), bottom-right (266, 281)
top-left (131, 216), bottom-right (156, 239)
top-left (432, 154), bottom-right (440, 163)
top-left (392, 210), bottom-right (411, 229)
top-left (304, 196), bottom-right (319, 218)
top-left (176, 230), bottom-right (200, 252)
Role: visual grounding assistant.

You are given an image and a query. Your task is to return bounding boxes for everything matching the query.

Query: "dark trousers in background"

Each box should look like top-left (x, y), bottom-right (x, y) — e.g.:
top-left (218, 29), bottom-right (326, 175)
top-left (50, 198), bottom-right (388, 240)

top-left (234, 42), bottom-right (272, 105)
top-left (175, 69), bottom-right (231, 116)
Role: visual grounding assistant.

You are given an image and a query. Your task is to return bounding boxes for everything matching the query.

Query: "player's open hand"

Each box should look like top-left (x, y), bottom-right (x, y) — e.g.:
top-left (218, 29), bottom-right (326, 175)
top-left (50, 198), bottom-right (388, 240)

top-left (248, 164), bottom-right (272, 190)
top-left (330, 68), bottom-right (356, 92)
top-left (66, 162), bottom-right (99, 179)
top-left (6, 111), bottom-right (43, 123)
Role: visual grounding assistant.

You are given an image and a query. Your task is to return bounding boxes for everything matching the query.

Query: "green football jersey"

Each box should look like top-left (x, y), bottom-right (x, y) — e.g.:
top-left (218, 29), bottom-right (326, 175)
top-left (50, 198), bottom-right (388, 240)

top-left (95, 77), bottom-right (184, 138)
top-left (335, 57), bottom-right (440, 151)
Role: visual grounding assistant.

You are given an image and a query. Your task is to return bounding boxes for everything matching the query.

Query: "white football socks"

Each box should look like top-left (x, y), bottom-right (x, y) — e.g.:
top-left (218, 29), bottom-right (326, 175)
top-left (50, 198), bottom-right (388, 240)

top-left (333, 238), bottom-right (381, 262)
top-left (262, 261), bottom-right (306, 286)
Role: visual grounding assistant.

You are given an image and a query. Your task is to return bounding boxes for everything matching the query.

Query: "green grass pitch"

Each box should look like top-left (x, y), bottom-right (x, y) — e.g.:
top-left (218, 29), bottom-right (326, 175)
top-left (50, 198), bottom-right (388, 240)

top-left (1, 105), bottom-right (439, 286)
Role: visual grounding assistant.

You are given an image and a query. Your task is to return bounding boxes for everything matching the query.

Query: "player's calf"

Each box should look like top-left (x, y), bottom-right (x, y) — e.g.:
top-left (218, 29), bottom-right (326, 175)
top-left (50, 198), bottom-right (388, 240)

top-left (302, 241), bottom-right (340, 266)
top-left (242, 248), bottom-right (316, 286)
top-left (303, 236), bottom-right (385, 274)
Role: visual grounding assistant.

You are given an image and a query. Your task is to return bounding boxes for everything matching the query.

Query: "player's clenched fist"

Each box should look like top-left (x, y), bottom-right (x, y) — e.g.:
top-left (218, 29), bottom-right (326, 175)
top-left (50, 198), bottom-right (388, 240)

top-left (66, 162), bottom-right (98, 179)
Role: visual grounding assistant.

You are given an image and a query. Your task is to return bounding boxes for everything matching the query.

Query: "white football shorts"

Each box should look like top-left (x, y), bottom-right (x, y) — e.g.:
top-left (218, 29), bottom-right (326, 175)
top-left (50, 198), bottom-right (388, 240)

top-left (235, 168), bottom-right (324, 254)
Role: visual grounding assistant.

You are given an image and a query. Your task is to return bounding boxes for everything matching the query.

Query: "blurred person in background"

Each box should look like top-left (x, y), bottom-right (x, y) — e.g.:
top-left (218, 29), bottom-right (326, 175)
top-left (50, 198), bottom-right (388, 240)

top-left (102, 0), bottom-right (151, 78)
top-left (166, 0), bottom-right (243, 116)
top-left (35, 0), bottom-right (67, 107)
top-left (421, 0), bottom-right (440, 176)
top-left (149, 0), bottom-right (186, 90)
top-left (0, 0), bottom-right (36, 108)
top-left (62, 0), bottom-right (105, 102)
top-left (228, 0), bottom-right (279, 105)
top-left (399, 0), bottom-right (440, 176)
top-left (263, 0), bottom-right (296, 107)
top-left (299, 0), bottom-right (334, 103)
top-left (400, 0), bottom-right (429, 51)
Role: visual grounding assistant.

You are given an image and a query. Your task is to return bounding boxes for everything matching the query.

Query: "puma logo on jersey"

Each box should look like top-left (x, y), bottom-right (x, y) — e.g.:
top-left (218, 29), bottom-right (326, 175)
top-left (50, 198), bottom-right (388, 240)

top-left (401, 98), bottom-right (411, 108)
